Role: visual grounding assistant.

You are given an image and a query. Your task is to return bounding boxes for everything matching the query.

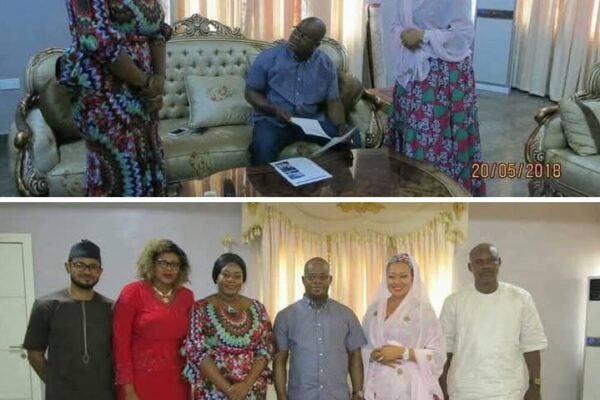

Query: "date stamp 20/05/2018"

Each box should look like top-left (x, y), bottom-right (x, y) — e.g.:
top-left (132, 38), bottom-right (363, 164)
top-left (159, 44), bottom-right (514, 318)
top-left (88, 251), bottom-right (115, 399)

top-left (471, 162), bottom-right (562, 180)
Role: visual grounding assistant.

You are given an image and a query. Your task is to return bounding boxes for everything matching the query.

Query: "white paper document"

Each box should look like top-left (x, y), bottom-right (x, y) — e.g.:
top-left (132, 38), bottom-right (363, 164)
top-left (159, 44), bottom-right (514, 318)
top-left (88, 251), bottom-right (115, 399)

top-left (311, 127), bottom-right (357, 157)
top-left (291, 117), bottom-right (330, 139)
top-left (270, 157), bottom-right (333, 187)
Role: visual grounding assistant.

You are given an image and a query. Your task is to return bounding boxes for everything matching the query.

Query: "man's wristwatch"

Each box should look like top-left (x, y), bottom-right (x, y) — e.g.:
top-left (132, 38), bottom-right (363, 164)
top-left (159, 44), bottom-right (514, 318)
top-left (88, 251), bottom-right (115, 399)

top-left (352, 389), bottom-right (364, 398)
top-left (529, 377), bottom-right (541, 386)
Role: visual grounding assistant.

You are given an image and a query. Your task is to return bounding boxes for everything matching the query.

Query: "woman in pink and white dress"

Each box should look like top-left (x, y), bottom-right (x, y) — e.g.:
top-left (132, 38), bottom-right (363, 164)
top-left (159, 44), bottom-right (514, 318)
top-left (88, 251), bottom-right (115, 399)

top-left (385, 0), bottom-right (486, 196)
top-left (361, 253), bottom-right (446, 400)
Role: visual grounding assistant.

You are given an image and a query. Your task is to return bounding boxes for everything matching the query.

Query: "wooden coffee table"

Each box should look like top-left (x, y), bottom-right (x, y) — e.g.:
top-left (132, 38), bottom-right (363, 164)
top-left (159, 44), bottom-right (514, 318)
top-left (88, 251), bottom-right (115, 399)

top-left (171, 148), bottom-right (470, 197)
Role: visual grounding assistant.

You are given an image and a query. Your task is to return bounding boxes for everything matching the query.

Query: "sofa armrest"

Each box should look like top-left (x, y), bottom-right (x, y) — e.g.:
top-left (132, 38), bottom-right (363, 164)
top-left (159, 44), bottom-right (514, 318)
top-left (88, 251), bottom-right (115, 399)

top-left (11, 94), bottom-right (57, 196)
top-left (347, 93), bottom-right (386, 148)
top-left (534, 105), bottom-right (559, 125)
top-left (525, 105), bottom-right (567, 164)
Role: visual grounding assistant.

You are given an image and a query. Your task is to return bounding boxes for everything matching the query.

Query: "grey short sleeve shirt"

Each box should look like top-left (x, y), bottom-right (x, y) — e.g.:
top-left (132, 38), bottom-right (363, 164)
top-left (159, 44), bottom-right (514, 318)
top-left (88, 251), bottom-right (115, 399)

top-left (274, 296), bottom-right (367, 400)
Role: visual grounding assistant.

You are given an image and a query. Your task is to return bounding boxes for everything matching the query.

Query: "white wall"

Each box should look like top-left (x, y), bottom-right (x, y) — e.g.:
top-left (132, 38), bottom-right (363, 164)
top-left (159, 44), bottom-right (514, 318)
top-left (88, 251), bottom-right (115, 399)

top-left (0, 1), bottom-right (70, 134)
top-left (0, 203), bottom-right (252, 301)
top-left (454, 203), bottom-right (600, 400)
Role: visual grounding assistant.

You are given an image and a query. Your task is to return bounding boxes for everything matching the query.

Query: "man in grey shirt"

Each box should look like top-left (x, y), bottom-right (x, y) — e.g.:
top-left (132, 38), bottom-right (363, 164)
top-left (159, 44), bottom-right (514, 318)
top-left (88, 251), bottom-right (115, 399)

top-left (23, 239), bottom-right (115, 400)
top-left (273, 257), bottom-right (367, 400)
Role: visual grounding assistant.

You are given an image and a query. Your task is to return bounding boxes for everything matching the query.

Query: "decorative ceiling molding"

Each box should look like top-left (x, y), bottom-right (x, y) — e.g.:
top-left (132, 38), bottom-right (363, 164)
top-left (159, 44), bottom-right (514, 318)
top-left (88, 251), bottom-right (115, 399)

top-left (242, 203), bottom-right (468, 245)
top-left (336, 203), bottom-right (386, 214)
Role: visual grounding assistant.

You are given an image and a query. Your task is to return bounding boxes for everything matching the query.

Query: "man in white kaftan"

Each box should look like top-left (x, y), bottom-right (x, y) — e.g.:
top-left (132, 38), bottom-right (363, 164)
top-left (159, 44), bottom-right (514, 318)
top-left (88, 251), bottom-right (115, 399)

top-left (439, 243), bottom-right (548, 400)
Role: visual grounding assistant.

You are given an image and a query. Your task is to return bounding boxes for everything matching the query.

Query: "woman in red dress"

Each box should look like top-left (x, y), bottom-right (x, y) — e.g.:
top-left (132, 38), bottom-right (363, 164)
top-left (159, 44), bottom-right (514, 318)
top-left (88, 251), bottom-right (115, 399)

top-left (113, 239), bottom-right (194, 400)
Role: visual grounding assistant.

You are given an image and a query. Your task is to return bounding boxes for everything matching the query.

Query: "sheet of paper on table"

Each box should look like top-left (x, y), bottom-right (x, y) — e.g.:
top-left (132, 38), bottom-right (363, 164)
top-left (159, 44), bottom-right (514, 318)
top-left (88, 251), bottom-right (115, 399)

top-left (270, 157), bottom-right (333, 187)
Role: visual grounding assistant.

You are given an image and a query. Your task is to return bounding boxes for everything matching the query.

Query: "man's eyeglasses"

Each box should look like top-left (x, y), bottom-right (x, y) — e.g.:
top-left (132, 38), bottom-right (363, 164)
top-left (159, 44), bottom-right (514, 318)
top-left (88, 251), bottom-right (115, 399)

top-left (155, 259), bottom-right (181, 271)
top-left (292, 26), bottom-right (321, 45)
top-left (70, 261), bottom-right (102, 273)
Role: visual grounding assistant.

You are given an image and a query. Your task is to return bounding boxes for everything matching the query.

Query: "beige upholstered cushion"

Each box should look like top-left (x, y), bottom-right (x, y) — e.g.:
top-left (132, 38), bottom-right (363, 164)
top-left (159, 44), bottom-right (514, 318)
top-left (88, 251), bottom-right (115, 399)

top-left (246, 52), bottom-right (259, 67)
top-left (47, 140), bottom-right (86, 197)
top-left (27, 108), bottom-right (60, 174)
top-left (38, 79), bottom-right (81, 143)
top-left (541, 114), bottom-right (568, 150)
top-left (185, 75), bottom-right (252, 128)
top-left (546, 148), bottom-right (600, 196)
top-left (559, 98), bottom-right (600, 156)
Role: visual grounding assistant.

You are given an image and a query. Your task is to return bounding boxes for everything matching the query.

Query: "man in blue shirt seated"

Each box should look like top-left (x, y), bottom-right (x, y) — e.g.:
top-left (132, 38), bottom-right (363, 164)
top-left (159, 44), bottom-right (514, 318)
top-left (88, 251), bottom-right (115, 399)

top-left (245, 17), bottom-right (360, 165)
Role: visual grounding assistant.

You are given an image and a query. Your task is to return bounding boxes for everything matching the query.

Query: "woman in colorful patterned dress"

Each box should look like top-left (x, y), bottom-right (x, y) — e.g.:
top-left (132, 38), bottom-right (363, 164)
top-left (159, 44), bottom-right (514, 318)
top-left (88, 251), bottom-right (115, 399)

top-left (57, 0), bottom-right (170, 196)
top-left (184, 253), bottom-right (274, 400)
top-left (385, 0), bottom-right (486, 196)
top-left (113, 239), bottom-right (194, 400)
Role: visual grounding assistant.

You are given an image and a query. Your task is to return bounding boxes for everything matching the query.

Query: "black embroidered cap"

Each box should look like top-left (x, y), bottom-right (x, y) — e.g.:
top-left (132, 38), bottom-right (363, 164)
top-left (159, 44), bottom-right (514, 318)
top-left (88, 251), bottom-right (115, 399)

top-left (68, 239), bottom-right (101, 264)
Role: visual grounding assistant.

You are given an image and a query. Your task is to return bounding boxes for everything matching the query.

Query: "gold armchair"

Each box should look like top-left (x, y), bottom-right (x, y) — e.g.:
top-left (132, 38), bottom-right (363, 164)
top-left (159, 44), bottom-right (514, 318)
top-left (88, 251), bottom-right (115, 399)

top-left (525, 62), bottom-right (600, 196)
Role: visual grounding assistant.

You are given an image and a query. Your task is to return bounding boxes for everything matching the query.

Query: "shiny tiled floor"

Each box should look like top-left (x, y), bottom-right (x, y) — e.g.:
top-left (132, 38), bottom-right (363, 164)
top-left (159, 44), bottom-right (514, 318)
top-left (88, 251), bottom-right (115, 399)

top-left (477, 89), bottom-right (553, 197)
top-left (0, 89), bottom-right (554, 197)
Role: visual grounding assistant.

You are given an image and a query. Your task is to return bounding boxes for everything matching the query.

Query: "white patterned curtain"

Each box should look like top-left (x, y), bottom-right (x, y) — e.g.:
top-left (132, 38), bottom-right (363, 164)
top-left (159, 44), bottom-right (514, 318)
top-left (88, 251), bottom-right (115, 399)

top-left (160, 0), bottom-right (171, 23)
top-left (511, 0), bottom-right (600, 100)
top-left (366, 2), bottom-right (387, 88)
top-left (242, 203), bottom-right (467, 319)
top-left (174, 0), bottom-right (367, 78)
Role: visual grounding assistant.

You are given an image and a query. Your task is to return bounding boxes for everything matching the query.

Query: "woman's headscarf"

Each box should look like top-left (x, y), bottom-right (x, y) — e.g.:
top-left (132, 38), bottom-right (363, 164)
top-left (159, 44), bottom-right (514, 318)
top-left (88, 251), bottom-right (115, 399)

top-left (391, 0), bottom-right (475, 86)
top-left (362, 253), bottom-right (446, 400)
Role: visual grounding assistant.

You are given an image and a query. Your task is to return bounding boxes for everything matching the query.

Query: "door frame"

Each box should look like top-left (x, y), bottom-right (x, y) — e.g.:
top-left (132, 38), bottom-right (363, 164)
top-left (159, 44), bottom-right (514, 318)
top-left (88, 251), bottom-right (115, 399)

top-left (0, 233), bottom-right (41, 400)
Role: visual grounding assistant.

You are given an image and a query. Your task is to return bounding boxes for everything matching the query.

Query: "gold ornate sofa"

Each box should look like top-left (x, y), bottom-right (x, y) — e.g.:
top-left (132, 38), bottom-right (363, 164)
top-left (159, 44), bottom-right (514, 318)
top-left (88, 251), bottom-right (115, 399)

top-left (8, 15), bottom-right (385, 196)
top-left (525, 62), bottom-right (600, 196)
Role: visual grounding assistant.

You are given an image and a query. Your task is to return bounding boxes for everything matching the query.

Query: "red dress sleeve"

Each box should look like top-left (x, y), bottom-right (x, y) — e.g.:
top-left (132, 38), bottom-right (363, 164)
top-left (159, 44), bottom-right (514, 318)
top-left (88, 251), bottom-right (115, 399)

top-left (112, 281), bottom-right (140, 385)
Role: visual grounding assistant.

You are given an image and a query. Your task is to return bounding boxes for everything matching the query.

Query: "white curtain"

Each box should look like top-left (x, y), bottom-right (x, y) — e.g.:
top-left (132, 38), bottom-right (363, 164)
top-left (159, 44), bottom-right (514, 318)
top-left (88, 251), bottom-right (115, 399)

top-left (393, 214), bottom-right (455, 315)
top-left (160, 0), bottom-right (171, 23)
top-left (175, 0), bottom-right (367, 78)
top-left (366, 3), bottom-right (387, 88)
top-left (242, 203), bottom-right (467, 319)
top-left (511, 0), bottom-right (600, 100)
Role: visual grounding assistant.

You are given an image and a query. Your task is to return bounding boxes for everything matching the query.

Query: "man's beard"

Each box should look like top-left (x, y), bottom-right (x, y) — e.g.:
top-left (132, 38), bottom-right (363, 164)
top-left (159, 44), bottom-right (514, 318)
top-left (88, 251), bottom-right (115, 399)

top-left (71, 276), bottom-right (98, 290)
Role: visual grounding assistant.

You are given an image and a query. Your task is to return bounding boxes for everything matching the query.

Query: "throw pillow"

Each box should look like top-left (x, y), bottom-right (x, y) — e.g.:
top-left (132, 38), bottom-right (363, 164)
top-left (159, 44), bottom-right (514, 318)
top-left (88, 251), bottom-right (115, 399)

top-left (559, 97), bottom-right (600, 156)
top-left (38, 79), bottom-right (81, 143)
top-left (185, 75), bottom-right (252, 128)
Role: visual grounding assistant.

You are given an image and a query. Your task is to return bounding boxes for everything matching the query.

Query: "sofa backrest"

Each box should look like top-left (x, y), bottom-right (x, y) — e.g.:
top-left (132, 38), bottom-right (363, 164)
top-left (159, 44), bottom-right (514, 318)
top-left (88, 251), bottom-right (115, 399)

top-left (24, 47), bottom-right (63, 99)
top-left (161, 37), bottom-right (270, 120)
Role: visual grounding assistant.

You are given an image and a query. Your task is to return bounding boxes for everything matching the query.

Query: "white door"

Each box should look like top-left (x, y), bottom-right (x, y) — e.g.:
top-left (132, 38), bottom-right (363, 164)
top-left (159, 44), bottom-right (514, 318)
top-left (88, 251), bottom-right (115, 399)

top-left (0, 234), bottom-right (41, 400)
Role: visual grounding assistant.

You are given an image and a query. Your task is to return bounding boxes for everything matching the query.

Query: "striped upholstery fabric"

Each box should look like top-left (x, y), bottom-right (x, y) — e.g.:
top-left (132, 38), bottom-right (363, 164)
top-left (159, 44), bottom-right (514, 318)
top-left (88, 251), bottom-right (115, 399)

top-left (587, 62), bottom-right (600, 97)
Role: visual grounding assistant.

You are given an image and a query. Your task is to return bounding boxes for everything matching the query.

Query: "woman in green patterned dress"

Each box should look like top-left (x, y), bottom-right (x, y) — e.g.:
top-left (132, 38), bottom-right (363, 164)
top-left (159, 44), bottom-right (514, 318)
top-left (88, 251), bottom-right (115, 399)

top-left (183, 253), bottom-right (274, 400)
